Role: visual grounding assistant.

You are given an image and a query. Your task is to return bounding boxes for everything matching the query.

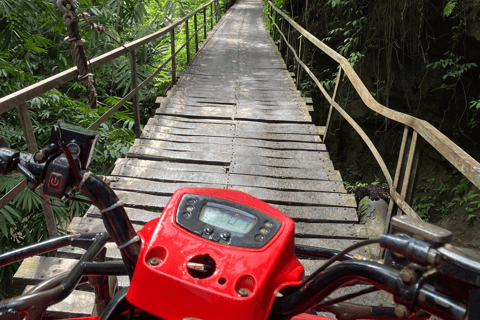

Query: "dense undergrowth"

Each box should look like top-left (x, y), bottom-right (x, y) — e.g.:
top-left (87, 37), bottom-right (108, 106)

top-left (0, 0), bottom-right (219, 297)
top-left (266, 1), bottom-right (480, 237)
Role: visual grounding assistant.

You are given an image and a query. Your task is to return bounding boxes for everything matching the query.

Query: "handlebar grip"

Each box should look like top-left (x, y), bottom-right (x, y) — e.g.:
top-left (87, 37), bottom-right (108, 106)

top-left (0, 148), bottom-right (19, 174)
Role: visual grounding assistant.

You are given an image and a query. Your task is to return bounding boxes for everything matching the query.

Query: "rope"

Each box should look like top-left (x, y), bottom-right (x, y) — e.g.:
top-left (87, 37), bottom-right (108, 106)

top-left (57, 0), bottom-right (98, 109)
top-left (78, 10), bottom-right (129, 52)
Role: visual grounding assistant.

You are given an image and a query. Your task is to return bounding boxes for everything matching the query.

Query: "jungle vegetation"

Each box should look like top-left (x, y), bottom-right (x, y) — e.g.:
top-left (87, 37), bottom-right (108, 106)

top-left (0, 0), bottom-right (216, 297)
top-left (268, 0), bottom-right (480, 225)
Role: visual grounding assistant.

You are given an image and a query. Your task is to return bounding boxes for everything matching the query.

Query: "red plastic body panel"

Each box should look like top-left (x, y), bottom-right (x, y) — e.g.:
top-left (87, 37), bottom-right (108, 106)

top-left (127, 188), bottom-right (304, 320)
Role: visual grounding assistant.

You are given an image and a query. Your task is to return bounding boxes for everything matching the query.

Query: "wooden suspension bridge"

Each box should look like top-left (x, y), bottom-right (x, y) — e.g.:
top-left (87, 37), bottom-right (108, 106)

top-left (1, 0), bottom-right (479, 317)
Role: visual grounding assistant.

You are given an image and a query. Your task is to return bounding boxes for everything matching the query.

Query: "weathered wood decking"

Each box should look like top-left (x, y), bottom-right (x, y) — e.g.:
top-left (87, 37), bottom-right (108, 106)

top-left (14, 0), bottom-right (363, 316)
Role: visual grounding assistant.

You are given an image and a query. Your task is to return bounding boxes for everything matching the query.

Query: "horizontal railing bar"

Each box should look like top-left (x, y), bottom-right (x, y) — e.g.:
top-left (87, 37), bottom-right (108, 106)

top-left (89, 55), bottom-right (174, 130)
top-left (0, 180), bottom-right (27, 210)
top-left (269, 1), bottom-right (480, 189)
top-left (0, 0), bottom-right (214, 114)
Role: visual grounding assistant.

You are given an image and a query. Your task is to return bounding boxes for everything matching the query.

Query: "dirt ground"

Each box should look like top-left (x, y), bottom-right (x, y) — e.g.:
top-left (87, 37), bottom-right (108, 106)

top-left (437, 210), bottom-right (480, 249)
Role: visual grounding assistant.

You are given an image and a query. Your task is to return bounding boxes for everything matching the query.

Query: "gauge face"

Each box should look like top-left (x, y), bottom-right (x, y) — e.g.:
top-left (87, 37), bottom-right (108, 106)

top-left (66, 142), bottom-right (81, 157)
top-left (199, 203), bottom-right (258, 234)
top-left (176, 194), bottom-right (282, 248)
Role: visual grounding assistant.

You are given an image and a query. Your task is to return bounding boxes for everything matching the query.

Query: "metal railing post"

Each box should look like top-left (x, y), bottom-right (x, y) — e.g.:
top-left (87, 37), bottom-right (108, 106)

top-left (194, 14), bottom-right (199, 52)
top-left (129, 52), bottom-right (142, 138)
top-left (273, 10), bottom-right (277, 41)
top-left (186, 19), bottom-right (191, 65)
top-left (171, 30), bottom-right (176, 85)
top-left (323, 68), bottom-right (343, 143)
top-left (210, 3), bottom-right (214, 30)
top-left (204, 7), bottom-right (207, 39)
top-left (270, 5), bottom-right (274, 37)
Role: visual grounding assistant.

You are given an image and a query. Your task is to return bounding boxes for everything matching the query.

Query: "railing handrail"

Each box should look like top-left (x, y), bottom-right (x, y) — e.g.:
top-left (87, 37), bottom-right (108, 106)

top-left (0, 0), bottom-right (229, 238)
top-left (0, 0), bottom-right (216, 114)
top-left (267, 1), bottom-right (480, 227)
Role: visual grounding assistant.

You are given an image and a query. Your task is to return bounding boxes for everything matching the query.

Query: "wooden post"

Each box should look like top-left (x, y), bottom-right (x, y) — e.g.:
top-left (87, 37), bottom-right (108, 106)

top-left (171, 30), bottom-right (176, 85)
top-left (40, 186), bottom-right (59, 238)
top-left (215, 0), bottom-right (220, 22)
top-left (296, 36), bottom-right (303, 90)
top-left (210, 3), bottom-right (214, 30)
top-left (17, 103), bottom-right (38, 153)
top-left (186, 19), bottom-right (191, 65)
top-left (384, 126), bottom-right (409, 236)
top-left (17, 102), bottom-right (58, 238)
top-left (323, 68), bottom-right (343, 143)
top-left (278, 19), bottom-right (283, 52)
top-left (270, 5), bottom-right (274, 37)
top-left (396, 129), bottom-right (418, 216)
top-left (273, 10), bottom-right (277, 42)
top-left (204, 7), bottom-right (207, 39)
top-left (129, 52), bottom-right (142, 138)
top-left (194, 14), bottom-right (199, 52)
top-left (286, 24), bottom-right (291, 69)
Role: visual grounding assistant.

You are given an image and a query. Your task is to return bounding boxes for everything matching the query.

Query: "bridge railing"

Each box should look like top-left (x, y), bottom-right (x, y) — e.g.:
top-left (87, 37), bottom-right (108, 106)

top-left (0, 0), bottom-right (230, 237)
top-left (267, 1), bottom-right (480, 233)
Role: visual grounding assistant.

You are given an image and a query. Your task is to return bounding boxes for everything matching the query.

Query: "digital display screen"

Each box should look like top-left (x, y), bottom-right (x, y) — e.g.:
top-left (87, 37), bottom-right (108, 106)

top-left (199, 203), bottom-right (257, 234)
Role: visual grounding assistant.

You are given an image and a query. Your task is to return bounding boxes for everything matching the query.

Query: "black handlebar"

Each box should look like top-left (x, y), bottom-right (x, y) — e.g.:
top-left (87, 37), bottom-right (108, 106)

top-left (271, 260), bottom-right (466, 320)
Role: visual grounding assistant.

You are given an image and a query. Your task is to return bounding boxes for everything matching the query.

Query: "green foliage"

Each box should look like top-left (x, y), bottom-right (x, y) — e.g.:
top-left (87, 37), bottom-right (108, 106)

top-left (427, 52), bottom-right (477, 82)
top-left (0, 0), bottom-right (221, 299)
top-left (0, 174), bottom-right (89, 298)
top-left (467, 214), bottom-right (478, 225)
top-left (443, 0), bottom-right (457, 17)
top-left (412, 196), bottom-right (434, 221)
top-left (447, 178), bottom-right (480, 214)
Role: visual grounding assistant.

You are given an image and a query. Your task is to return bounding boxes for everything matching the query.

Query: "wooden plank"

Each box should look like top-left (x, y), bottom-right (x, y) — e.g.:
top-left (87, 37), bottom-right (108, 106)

top-left (273, 204), bottom-right (358, 222)
top-left (141, 130), bottom-right (325, 151)
top-left (109, 187), bottom-right (356, 212)
top-left (112, 158), bottom-right (227, 174)
top-left (57, 241), bottom-right (122, 261)
top-left (111, 166), bottom-right (228, 186)
top-left (316, 126), bottom-right (326, 136)
top-left (128, 145), bottom-right (330, 167)
top-left (85, 205), bottom-right (161, 225)
top-left (148, 116), bottom-right (319, 133)
top-left (157, 105), bottom-right (311, 122)
top-left (295, 222), bottom-right (363, 239)
top-left (110, 177), bottom-right (353, 207)
top-left (68, 216), bottom-right (144, 233)
top-left (229, 186), bottom-right (357, 207)
top-left (127, 146), bottom-right (232, 165)
top-left (133, 139), bottom-right (328, 160)
top-left (228, 174), bottom-right (343, 192)
top-left (109, 173), bottom-right (341, 195)
top-left (144, 124), bottom-right (321, 143)
top-left (230, 163), bottom-right (342, 181)
top-left (14, 256), bottom-right (78, 285)
top-left (110, 176), bottom-right (225, 194)
top-left (24, 285), bottom-right (94, 318)
top-left (110, 190), bottom-right (173, 210)
top-left (165, 100), bottom-right (308, 111)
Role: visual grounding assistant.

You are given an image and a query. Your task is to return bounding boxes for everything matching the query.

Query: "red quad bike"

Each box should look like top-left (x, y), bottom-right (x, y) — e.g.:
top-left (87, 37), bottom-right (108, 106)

top-left (0, 123), bottom-right (479, 320)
